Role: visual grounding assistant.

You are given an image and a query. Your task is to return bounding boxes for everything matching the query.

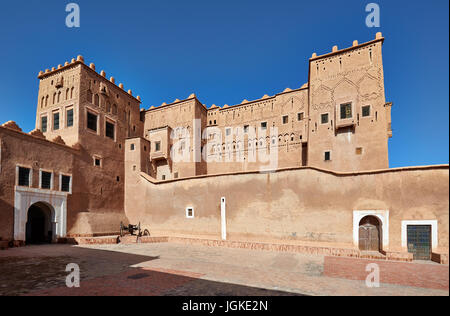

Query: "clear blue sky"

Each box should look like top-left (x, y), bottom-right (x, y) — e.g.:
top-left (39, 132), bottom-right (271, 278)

top-left (0, 0), bottom-right (448, 167)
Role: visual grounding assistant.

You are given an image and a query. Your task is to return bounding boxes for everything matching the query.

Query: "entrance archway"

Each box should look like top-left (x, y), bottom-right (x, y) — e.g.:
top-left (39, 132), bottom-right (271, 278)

top-left (14, 186), bottom-right (68, 243)
top-left (358, 216), bottom-right (381, 252)
top-left (26, 202), bottom-right (54, 244)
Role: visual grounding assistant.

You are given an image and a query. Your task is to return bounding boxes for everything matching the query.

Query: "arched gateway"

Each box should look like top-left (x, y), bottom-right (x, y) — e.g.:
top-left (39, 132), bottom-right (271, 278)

top-left (26, 202), bottom-right (54, 244)
top-left (14, 186), bottom-right (68, 243)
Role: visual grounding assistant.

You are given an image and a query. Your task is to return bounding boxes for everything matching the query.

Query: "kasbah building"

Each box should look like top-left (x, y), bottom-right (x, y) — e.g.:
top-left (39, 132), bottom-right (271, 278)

top-left (0, 32), bottom-right (448, 264)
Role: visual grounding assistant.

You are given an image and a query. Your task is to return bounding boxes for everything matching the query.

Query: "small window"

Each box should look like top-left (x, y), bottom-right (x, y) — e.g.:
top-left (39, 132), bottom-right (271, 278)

top-left (87, 112), bottom-right (98, 132)
top-left (174, 172), bottom-right (179, 179)
top-left (155, 141), bottom-right (161, 152)
top-left (321, 113), bottom-right (329, 124)
top-left (362, 105), bottom-right (371, 117)
top-left (282, 115), bottom-right (289, 124)
top-left (162, 175), bottom-right (166, 181)
top-left (18, 167), bottom-right (30, 187)
top-left (41, 171), bottom-right (52, 190)
top-left (261, 122), bottom-right (267, 130)
top-left (324, 151), bottom-right (331, 161)
top-left (94, 158), bottom-right (101, 167)
top-left (116, 176), bottom-right (120, 182)
top-left (186, 207), bottom-right (194, 218)
top-left (297, 112), bottom-right (304, 121)
top-left (41, 116), bottom-right (47, 133)
top-left (340, 103), bottom-right (352, 119)
top-left (61, 175), bottom-right (71, 192)
top-left (226, 128), bottom-right (231, 136)
top-left (66, 109), bottom-right (74, 127)
top-left (130, 144), bottom-right (135, 151)
top-left (356, 147), bottom-right (363, 155)
top-left (53, 112), bottom-right (60, 130)
top-left (243, 125), bottom-right (249, 133)
top-left (105, 121), bottom-right (115, 140)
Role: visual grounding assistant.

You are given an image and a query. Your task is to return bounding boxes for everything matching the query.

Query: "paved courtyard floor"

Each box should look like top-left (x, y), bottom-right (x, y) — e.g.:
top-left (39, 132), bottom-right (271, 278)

top-left (0, 243), bottom-right (448, 296)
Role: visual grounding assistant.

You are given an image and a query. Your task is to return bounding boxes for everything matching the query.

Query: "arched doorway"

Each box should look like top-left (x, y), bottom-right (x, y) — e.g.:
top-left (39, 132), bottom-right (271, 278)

top-left (358, 216), bottom-right (381, 252)
top-left (14, 186), bottom-right (68, 243)
top-left (26, 202), bottom-right (54, 244)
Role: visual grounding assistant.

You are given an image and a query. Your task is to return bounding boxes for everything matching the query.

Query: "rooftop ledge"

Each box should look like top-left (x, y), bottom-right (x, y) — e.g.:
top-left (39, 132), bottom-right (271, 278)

top-left (310, 33), bottom-right (384, 62)
top-left (139, 164), bottom-right (449, 185)
top-left (37, 57), bottom-right (142, 104)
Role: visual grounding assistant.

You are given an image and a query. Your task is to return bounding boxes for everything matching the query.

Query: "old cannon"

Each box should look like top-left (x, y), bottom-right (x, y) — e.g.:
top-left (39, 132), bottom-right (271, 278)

top-left (120, 222), bottom-right (150, 237)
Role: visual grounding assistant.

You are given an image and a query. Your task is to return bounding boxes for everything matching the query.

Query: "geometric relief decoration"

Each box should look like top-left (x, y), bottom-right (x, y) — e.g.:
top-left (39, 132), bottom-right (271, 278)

top-left (311, 84), bottom-right (333, 111)
top-left (311, 65), bottom-right (384, 110)
top-left (357, 68), bottom-right (383, 101)
top-left (278, 92), bottom-right (306, 112)
top-left (333, 77), bottom-right (358, 104)
top-left (295, 94), bottom-right (306, 110)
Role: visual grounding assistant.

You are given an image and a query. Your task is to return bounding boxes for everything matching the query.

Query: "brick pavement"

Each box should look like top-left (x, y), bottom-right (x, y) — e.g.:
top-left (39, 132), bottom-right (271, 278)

top-left (0, 243), bottom-right (448, 296)
top-left (323, 256), bottom-right (449, 290)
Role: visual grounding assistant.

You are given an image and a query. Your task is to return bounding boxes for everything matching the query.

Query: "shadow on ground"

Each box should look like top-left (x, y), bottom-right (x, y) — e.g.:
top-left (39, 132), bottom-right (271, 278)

top-left (0, 245), bottom-right (303, 296)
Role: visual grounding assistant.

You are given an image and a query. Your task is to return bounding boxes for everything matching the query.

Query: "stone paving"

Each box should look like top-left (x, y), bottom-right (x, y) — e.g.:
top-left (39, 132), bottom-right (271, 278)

top-left (324, 256), bottom-right (449, 290)
top-left (0, 243), bottom-right (448, 296)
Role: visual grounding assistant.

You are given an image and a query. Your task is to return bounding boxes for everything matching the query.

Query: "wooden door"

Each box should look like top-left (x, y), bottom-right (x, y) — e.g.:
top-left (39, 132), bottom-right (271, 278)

top-left (359, 224), bottom-right (380, 251)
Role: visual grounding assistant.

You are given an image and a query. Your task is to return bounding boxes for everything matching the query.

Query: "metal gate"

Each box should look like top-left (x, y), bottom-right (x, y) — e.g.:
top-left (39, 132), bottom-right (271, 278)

top-left (407, 225), bottom-right (432, 260)
top-left (359, 224), bottom-right (380, 251)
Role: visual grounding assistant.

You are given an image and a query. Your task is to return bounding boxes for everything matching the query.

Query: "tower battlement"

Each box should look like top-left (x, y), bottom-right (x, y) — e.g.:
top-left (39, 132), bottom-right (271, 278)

top-left (310, 32), bottom-right (384, 60)
top-left (37, 55), bottom-right (142, 104)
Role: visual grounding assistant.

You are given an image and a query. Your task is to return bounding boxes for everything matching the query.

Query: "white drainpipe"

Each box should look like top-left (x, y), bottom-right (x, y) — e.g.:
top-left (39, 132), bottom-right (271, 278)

top-left (221, 197), bottom-right (227, 240)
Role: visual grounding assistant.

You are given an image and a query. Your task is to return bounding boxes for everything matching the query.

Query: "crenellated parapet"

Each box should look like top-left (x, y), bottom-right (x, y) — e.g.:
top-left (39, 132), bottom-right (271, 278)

top-left (309, 32), bottom-right (384, 62)
top-left (0, 122), bottom-right (82, 150)
top-left (38, 55), bottom-right (142, 104)
top-left (1, 121), bottom-right (22, 132)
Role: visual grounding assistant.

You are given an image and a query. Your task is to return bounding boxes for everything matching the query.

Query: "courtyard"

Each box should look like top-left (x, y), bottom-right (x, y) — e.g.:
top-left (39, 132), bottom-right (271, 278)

top-left (0, 242), bottom-right (448, 296)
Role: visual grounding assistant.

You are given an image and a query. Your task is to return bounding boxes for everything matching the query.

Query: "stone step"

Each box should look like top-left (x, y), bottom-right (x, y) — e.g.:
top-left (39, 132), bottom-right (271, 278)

top-left (66, 236), bottom-right (120, 245)
top-left (118, 235), bottom-right (169, 244)
top-left (119, 235), bottom-right (140, 244)
top-left (62, 235), bottom-right (169, 245)
top-left (359, 251), bottom-right (387, 260)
